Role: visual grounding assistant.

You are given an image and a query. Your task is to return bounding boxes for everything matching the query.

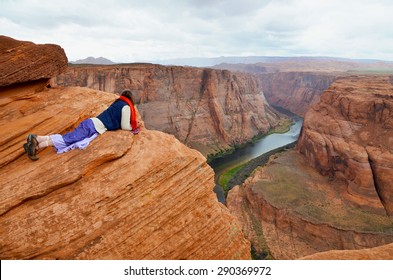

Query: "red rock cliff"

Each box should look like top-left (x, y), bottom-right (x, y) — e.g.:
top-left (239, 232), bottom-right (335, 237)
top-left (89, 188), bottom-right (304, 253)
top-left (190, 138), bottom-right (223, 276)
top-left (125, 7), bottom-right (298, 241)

top-left (54, 64), bottom-right (284, 156)
top-left (298, 75), bottom-right (393, 216)
top-left (0, 36), bottom-right (250, 260)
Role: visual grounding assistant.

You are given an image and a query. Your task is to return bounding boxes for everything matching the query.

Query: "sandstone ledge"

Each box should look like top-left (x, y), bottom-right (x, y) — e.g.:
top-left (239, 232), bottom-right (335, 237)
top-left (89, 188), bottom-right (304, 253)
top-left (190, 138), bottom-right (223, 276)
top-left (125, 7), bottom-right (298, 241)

top-left (0, 85), bottom-right (250, 259)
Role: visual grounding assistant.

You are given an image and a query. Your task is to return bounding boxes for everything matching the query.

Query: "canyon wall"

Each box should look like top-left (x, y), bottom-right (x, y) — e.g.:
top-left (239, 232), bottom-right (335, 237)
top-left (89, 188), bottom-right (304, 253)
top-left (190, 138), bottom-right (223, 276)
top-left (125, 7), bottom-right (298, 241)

top-left (54, 64), bottom-right (284, 156)
top-left (259, 72), bottom-right (338, 116)
top-left (0, 36), bottom-right (251, 260)
top-left (298, 75), bottom-right (393, 216)
top-left (227, 76), bottom-right (393, 259)
top-left (213, 61), bottom-right (344, 116)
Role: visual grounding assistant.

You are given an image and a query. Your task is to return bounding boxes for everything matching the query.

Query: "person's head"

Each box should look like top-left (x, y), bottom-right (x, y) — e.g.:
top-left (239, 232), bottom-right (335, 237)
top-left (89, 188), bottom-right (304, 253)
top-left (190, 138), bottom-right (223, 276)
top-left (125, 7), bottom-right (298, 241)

top-left (121, 90), bottom-right (134, 104)
top-left (121, 89), bottom-right (141, 105)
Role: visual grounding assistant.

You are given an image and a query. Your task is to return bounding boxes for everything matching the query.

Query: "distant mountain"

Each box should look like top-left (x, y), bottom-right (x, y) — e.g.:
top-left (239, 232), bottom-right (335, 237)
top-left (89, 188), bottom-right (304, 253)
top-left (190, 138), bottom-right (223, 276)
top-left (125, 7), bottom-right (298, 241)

top-left (213, 57), bottom-right (393, 74)
top-left (70, 56), bottom-right (115, 65)
top-left (156, 56), bottom-right (393, 68)
top-left (156, 56), bottom-right (278, 67)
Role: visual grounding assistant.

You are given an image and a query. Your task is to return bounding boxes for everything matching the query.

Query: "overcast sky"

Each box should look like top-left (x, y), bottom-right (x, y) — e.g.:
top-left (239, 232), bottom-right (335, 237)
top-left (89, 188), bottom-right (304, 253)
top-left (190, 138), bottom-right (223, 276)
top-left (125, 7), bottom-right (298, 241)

top-left (1, 0), bottom-right (393, 63)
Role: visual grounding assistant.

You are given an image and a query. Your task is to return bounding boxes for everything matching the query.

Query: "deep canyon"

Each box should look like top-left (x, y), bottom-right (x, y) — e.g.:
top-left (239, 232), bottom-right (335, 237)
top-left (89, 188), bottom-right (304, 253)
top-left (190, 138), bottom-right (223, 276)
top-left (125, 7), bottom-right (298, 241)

top-left (1, 35), bottom-right (393, 260)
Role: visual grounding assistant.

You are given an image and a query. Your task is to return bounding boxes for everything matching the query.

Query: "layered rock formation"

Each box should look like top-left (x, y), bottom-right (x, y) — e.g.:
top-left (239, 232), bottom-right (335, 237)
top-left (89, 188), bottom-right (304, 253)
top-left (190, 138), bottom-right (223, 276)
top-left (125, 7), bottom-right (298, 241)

top-left (298, 75), bottom-right (393, 216)
top-left (54, 64), bottom-right (284, 156)
top-left (227, 76), bottom-right (393, 259)
top-left (259, 72), bottom-right (338, 116)
top-left (0, 36), bottom-right (250, 260)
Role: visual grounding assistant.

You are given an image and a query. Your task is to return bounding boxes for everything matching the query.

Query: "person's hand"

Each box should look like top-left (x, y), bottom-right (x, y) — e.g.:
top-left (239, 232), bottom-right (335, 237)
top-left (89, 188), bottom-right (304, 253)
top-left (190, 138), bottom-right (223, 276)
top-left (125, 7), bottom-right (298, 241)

top-left (131, 127), bottom-right (140, 135)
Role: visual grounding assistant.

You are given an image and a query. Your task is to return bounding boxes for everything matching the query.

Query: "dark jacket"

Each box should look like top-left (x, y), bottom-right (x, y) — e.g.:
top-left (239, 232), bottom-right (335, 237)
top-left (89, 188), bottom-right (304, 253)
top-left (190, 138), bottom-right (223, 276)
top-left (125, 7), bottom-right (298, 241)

top-left (97, 100), bottom-right (127, 131)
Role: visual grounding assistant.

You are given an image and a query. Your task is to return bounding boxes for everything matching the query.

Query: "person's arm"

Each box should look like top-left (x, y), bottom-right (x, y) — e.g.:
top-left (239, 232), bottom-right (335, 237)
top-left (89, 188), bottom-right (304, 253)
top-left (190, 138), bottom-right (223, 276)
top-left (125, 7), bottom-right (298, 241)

top-left (121, 106), bottom-right (131, 130)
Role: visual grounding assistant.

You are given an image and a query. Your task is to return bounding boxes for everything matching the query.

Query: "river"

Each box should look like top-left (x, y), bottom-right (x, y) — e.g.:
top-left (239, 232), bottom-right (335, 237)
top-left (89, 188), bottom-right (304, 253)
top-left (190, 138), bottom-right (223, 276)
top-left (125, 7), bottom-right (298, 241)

top-left (209, 116), bottom-right (303, 203)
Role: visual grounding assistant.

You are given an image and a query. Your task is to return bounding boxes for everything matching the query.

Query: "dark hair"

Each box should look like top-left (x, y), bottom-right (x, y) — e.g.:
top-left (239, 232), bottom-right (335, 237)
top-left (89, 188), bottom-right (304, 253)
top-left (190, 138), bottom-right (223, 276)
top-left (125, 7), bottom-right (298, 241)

top-left (121, 90), bottom-right (134, 104)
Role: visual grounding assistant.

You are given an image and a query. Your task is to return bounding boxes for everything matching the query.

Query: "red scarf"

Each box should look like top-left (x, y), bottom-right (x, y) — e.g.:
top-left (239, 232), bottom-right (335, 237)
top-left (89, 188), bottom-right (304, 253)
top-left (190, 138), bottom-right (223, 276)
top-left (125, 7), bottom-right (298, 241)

top-left (118, 96), bottom-right (138, 131)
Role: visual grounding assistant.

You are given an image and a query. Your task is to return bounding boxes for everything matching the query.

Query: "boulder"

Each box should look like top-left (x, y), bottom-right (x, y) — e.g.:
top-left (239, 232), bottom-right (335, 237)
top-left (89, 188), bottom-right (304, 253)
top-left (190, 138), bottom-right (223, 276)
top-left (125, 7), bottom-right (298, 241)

top-left (0, 36), bottom-right (67, 87)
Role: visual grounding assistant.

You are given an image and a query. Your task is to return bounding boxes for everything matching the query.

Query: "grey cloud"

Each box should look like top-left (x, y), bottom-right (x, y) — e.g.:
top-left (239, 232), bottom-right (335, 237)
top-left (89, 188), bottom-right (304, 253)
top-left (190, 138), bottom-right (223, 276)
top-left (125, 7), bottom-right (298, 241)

top-left (1, 0), bottom-right (393, 61)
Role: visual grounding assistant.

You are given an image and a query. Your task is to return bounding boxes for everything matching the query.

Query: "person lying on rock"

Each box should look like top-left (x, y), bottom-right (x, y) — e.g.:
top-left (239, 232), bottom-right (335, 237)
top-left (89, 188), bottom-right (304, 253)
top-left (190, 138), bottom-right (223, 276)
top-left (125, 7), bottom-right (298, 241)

top-left (23, 89), bottom-right (140, 161)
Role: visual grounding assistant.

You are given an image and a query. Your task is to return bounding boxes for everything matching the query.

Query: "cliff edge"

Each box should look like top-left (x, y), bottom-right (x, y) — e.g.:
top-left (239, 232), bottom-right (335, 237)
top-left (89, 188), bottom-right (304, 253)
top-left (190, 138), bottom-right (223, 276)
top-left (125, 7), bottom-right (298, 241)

top-left (0, 36), bottom-right (250, 259)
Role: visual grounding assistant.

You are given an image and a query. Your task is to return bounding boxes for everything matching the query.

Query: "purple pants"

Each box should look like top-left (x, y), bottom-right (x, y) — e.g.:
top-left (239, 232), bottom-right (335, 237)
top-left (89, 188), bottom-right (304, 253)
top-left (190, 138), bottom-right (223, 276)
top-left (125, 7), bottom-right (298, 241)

top-left (50, 119), bottom-right (99, 154)
top-left (63, 118), bottom-right (97, 145)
